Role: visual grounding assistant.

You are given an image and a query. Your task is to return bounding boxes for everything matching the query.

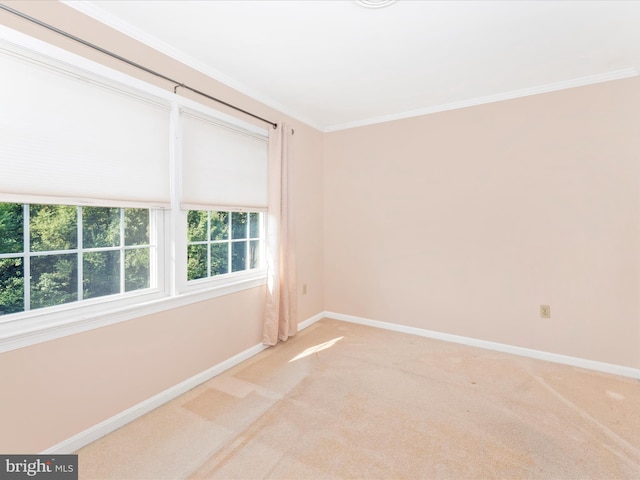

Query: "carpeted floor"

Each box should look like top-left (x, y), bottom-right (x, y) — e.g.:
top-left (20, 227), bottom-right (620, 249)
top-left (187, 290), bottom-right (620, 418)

top-left (77, 318), bottom-right (640, 479)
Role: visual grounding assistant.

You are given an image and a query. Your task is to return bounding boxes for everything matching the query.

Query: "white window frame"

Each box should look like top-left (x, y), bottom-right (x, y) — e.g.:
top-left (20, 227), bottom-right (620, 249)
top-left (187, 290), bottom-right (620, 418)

top-left (173, 209), bottom-right (267, 297)
top-left (0, 206), bottom-right (170, 346)
top-left (183, 209), bottom-right (266, 289)
top-left (170, 99), bottom-right (268, 298)
top-left (0, 25), bottom-right (269, 353)
top-left (0, 204), bottom-right (159, 314)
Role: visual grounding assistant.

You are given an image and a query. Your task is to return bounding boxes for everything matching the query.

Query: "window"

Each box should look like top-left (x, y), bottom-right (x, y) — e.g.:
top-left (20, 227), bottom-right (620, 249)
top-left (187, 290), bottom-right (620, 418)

top-left (187, 210), bottom-right (263, 281)
top-left (0, 203), bottom-right (154, 316)
top-left (0, 28), bottom-right (270, 349)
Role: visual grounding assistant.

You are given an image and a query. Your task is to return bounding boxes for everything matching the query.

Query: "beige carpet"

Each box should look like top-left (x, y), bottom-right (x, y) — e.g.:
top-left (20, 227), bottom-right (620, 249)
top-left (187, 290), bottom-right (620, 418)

top-left (77, 318), bottom-right (640, 479)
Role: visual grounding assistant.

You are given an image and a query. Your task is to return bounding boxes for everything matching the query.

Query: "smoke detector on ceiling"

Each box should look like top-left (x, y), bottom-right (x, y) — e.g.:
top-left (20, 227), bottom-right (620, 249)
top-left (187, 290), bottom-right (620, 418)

top-left (355, 0), bottom-right (397, 9)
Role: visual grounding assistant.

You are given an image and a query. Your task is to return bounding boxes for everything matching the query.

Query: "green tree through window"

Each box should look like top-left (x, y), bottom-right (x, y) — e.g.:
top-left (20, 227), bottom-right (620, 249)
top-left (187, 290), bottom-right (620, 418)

top-left (187, 210), bottom-right (262, 281)
top-left (0, 203), bottom-right (153, 316)
top-left (0, 203), bottom-right (24, 315)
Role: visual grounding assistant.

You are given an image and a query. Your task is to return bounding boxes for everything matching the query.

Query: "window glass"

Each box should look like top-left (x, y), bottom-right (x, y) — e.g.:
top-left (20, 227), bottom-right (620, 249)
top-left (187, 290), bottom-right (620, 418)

top-left (211, 243), bottom-right (229, 276)
top-left (249, 212), bottom-right (260, 239)
top-left (232, 241), bottom-right (246, 272)
top-left (187, 210), bottom-right (207, 243)
top-left (231, 212), bottom-right (248, 239)
top-left (125, 208), bottom-right (149, 246)
top-left (0, 203), bottom-right (153, 317)
top-left (31, 253), bottom-right (78, 309)
top-left (0, 258), bottom-right (24, 315)
top-left (83, 207), bottom-right (120, 248)
top-left (249, 240), bottom-right (260, 269)
top-left (125, 248), bottom-right (150, 291)
top-left (210, 211), bottom-right (229, 241)
top-left (0, 203), bottom-right (23, 254)
top-left (30, 204), bottom-right (77, 252)
top-left (187, 209), bottom-right (262, 282)
top-left (187, 244), bottom-right (207, 281)
top-left (83, 250), bottom-right (120, 299)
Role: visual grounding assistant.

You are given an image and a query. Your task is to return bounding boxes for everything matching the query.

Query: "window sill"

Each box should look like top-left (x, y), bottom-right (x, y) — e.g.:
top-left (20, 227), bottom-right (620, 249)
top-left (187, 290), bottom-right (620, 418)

top-left (0, 274), bottom-right (266, 353)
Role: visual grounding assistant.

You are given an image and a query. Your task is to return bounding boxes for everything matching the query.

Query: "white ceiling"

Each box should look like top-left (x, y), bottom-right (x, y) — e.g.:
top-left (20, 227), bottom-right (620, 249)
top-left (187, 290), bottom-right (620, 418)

top-left (66, 0), bottom-right (640, 132)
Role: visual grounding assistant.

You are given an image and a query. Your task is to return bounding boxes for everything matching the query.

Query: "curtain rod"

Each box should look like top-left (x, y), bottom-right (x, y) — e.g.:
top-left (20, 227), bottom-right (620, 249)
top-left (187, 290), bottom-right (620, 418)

top-left (0, 3), bottom-right (278, 129)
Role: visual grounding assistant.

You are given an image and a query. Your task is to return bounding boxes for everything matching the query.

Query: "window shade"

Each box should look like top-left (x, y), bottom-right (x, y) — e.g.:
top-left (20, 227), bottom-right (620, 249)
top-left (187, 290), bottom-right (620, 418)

top-left (181, 109), bottom-right (268, 210)
top-left (0, 46), bottom-right (171, 208)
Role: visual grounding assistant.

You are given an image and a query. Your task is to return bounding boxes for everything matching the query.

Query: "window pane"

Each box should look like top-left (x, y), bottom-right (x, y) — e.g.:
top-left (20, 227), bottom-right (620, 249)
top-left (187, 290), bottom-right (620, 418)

top-left (125, 248), bottom-right (150, 291)
top-left (232, 241), bottom-right (246, 272)
top-left (187, 210), bottom-right (207, 242)
top-left (31, 253), bottom-right (77, 309)
top-left (211, 243), bottom-right (228, 276)
top-left (187, 210), bottom-right (262, 283)
top-left (249, 240), bottom-right (260, 269)
top-left (30, 205), bottom-right (77, 252)
top-left (0, 203), bottom-right (24, 254)
top-left (83, 251), bottom-right (120, 299)
top-left (231, 212), bottom-right (247, 239)
top-left (249, 212), bottom-right (260, 239)
top-left (187, 244), bottom-right (207, 281)
top-left (210, 211), bottom-right (229, 241)
top-left (0, 258), bottom-right (24, 315)
top-left (83, 207), bottom-right (120, 248)
top-left (125, 208), bottom-right (149, 246)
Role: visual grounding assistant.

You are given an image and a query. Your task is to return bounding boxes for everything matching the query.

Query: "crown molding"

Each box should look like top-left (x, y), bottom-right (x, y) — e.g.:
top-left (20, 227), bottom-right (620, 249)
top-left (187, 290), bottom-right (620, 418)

top-left (62, 1), bottom-right (324, 132)
top-left (53, 3), bottom-right (640, 134)
top-left (324, 68), bottom-right (640, 132)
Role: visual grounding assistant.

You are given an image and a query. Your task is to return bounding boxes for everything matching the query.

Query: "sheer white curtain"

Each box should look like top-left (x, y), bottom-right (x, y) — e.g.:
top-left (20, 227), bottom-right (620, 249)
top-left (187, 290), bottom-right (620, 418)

top-left (263, 123), bottom-right (297, 346)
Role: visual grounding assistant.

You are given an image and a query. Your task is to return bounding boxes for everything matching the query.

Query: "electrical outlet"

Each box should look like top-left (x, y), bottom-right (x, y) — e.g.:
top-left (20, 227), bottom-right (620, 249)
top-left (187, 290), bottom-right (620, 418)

top-left (540, 305), bottom-right (551, 319)
top-left (302, 284), bottom-right (307, 295)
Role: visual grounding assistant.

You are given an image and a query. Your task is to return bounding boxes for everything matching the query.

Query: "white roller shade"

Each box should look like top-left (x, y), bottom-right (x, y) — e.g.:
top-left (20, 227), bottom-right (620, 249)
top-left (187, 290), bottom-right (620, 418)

top-left (0, 45), bottom-right (171, 208)
top-left (181, 109), bottom-right (268, 210)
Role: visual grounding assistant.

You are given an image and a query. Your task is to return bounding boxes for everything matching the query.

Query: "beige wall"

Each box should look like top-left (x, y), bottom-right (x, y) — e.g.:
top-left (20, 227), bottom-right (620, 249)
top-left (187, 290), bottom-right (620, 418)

top-left (2, 0), bottom-right (640, 456)
top-left (324, 77), bottom-right (640, 370)
top-left (0, 1), bottom-right (324, 453)
top-left (0, 288), bottom-right (265, 453)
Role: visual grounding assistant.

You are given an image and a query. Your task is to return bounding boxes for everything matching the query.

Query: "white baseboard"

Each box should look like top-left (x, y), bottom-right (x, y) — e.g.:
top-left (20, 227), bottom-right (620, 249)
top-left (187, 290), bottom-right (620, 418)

top-left (42, 343), bottom-right (267, 454)
top-left (42, 311), bottom-right (326, 454)
top-left (43, 309), bottom-right (639, 453)
top-left (298, 311), bottom-right (325, 331)
top-left (323, 311), bottom-right (640, 380)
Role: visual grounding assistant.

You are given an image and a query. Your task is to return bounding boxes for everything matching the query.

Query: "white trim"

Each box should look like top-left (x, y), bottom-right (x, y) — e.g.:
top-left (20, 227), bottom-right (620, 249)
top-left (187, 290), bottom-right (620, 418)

top-left (323, 311), bottom-right (640, 380)
top-left (179, 106), bottom-right (268, 139)
top-left (0, 24), bottom-right (276, 352)
top-left (41, 341), bottom-right (269, 454)
top-left (297, 311), bottom-right (326, 331)
top-left (0, 277), bottom-right (266, 354)
top-left (180, 203), bottom-right (268, 214)
top-left (26, 3), bottom-right (640, 135)
top-left (37, 309), bottom-right (638, 454)
top-left (62, 1), bottom-right (323, 132)
top-left (0, 193), bottom-right (170, 210)
top-left (0, 23), bottom-right (269, 136)
top-left (40, 310), bottom-right (325, 454)
top-left (324, 68), bottom-right (640, 132)
top-left (0, 24), bottom-right (174, 104)
top-left (182, 269), bottom-right (267, 295)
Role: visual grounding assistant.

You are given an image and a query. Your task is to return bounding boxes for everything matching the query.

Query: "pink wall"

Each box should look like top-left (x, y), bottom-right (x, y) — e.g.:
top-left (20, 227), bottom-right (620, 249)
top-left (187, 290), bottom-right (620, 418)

top-left (2, 0), bottom-right (639, 456)
top-left (0, 1), bottom-right (324, 453)
top-left (0, 288), bottom-right (265, 453)
top-left (324, 77), bottom-right (640, 369)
